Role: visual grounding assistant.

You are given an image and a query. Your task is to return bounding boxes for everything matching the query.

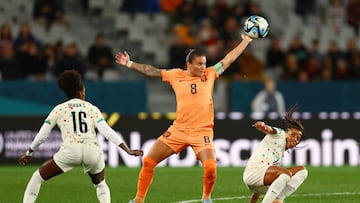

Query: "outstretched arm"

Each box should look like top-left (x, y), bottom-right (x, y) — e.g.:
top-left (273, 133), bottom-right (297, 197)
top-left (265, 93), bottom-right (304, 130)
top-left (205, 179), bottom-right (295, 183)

top-left (115, 51), bottom-right (162, 77)
top-left (18, 123), bottom-right (53, 165)
top-left (216, 34), bottom-right (253, 73)
top-left (97, 121), bottom-right (143, 156)
top-left (252, 121), bottom-right (276, 134)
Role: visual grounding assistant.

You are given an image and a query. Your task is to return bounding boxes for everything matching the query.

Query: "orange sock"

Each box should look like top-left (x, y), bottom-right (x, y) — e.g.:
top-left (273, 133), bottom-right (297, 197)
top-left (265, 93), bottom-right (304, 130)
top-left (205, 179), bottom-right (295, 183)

top-left (136, 156), bottom-right (157, 199)
top-left (202, 159), bottom-right (217, 199)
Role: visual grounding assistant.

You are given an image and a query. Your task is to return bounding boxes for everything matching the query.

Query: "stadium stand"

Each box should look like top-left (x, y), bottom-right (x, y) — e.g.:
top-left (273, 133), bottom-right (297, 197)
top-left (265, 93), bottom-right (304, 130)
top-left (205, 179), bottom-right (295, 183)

top-left (1, 0), bottom-right (360, 113)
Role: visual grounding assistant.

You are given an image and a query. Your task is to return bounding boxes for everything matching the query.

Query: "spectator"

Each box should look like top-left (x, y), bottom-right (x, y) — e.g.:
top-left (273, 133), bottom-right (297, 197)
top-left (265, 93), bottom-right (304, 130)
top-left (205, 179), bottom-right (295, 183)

top-left (321, 55), bottom-right (334, 81)
top-left (324, 40), bottom-right (344, 72)
top-left (173, 23), bottom-right (197, 47)
top-left (286, 35), bottom-right (308, 69)
top-left (17, 42), bottom-right (47, 80)
top-left (344, 37), bottom-right (360, 73)
top-left (120, 0), bottom-right (144, 16)
top-left (251, 78), bottom-right (286, 115)
top-left (231, 2), bottom-right (246, 23)
top-left (235, 49), bottom-right (265, 81)
top-left (303, 55), bottom-right (322, 81)
top-left (143, 0), bottom-right (161, 14)
top-left (87, 32), bottom-right (114, 79)
top-left (169, 1), bottom-right (195, 26)
top-left (197, 19), bottom-right (218, 47)
top-left (53, 40), bottom-right (64, 60)
top-left (0, 45), bottom-right (23, 80)
top-left (0, 23), bottom-right (14, 57)
top-left (206, 5), bottom-right (222, 29)
top-left (294, 0), bottom-right (315, 19)
top-left (304, 39), bottom-right (323, 81)
top-left (308, 39), bottom-right (323, 64)
top-left (213, 0), bottom-right (231, 27)
top-left (42, 44), bottom-right (56, 78)
top-left (168, 28), bottom-right (189, 68)
top-left (351, 53), bottom-right (360, 79)
top-left (326, 0), bottom-right (346, 33)
top-left (160, 0), bottom-right (183, 14)
top-left (33, 0), bottom-right (68, 29)
top-left (81, 0), bottom-right (89, 14)
top-left (346, 0), bottom-right (360, 35)
top-left (282, 54), bottom-right (300, 81)
top-left (219, 16), bottom-right (240, 51)
top-left (245, 1), bottom-right (267, 20)
top-left (205, 43), bottom-right (223, 69)
top-left (265, 37), bottom-right (286, 80)
top-left (14, 22), bottom-right (41, 54)
top-left (192, 0), bottom-right (208, 24)
top-left (332, 58), bottom-right (351, 80)
top-left (54, 42), bottom-right (87, 78)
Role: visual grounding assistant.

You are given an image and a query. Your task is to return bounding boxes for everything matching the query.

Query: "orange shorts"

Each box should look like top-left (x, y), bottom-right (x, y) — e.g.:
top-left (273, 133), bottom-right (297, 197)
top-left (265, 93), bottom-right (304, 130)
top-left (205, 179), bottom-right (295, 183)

top-left (158, 125), bottom-right (214, 159)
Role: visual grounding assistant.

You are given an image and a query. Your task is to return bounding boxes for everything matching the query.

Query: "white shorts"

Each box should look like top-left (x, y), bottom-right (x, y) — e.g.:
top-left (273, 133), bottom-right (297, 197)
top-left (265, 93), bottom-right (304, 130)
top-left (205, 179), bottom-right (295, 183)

top-left (243, 165), bottom-right (270, 194)
top-left (53, 143), bottom-right (105, 174)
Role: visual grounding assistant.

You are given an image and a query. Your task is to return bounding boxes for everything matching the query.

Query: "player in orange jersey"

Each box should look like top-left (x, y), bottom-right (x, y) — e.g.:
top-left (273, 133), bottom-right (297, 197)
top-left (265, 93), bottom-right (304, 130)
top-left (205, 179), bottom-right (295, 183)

top-left (115, 34), bottom-right (253, 203)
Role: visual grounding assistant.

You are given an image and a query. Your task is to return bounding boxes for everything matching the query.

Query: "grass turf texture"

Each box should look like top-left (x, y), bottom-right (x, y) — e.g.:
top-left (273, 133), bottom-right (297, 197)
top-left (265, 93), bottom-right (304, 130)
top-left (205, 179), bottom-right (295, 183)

top-left (1, 165), bottom-right (359, 203)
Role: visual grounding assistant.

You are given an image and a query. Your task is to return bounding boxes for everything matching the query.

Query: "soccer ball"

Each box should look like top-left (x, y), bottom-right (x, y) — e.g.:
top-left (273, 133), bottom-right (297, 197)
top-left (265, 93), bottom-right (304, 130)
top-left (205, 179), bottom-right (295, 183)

top-left (243, 15), bottom-right (269, 39)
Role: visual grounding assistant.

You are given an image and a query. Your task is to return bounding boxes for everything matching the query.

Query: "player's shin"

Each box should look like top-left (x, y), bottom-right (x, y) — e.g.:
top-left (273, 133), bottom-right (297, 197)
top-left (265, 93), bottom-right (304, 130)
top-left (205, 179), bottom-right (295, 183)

top-left (23, 170), bottom-right (44, 203)
top-left (261, 174), bottom-right (290, 203)
top-left (202, 159), bottom-right (217, 200)
top-left (135, 156), bottom-right (157, 201)
top-left (277, 169), bottom-right (308, 200)
top-left (95, 180), bottom-right (110, 203)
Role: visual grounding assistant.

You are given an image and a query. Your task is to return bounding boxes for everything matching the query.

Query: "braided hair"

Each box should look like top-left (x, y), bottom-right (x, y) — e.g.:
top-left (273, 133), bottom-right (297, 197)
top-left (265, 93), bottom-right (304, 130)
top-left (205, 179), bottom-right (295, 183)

top-left (284, 104), bottom-right (304, 139)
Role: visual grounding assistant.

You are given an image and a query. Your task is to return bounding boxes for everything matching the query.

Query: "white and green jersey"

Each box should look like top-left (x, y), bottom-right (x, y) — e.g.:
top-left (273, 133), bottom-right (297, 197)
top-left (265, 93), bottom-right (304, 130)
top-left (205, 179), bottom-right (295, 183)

top-left (44, 98), bottom-right (104, 147)
top-left (247, 127), bottom-right (286, 168)
top-left (29, 98), bottom-right (124, 154)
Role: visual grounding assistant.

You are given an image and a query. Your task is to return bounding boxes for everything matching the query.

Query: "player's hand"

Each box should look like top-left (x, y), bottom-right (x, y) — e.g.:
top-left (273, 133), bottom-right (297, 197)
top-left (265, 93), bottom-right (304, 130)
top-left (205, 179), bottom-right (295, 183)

top-left (128, 149), bottom-right (144, 157)
top-left (115, 51), bottom-right (130, 67)
top-left (18, 154), bottom-right (32, 166)
top-left (252, 121), bottom-right (274, 134)
top-left (241, 34), bottom-right (253, 42)
top-left (252, 121), bottom-right (266, 130)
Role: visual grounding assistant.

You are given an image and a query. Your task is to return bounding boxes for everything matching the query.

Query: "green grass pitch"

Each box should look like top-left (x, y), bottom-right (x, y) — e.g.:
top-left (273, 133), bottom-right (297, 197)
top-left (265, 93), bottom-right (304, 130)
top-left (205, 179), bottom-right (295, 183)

top-left (1, 165), bottom-right (359, 203)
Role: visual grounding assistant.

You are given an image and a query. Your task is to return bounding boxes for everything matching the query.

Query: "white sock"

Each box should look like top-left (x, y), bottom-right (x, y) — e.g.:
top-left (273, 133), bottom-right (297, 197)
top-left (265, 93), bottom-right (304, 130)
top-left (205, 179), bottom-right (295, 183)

top-left (277, 169), bottom-right (308, 200)
top-left (95, 180), bottom-right (111, 203)
top-left (23, 170), bottom-right (45, 203)
top-left (261, 174), bottom-right (290, 203)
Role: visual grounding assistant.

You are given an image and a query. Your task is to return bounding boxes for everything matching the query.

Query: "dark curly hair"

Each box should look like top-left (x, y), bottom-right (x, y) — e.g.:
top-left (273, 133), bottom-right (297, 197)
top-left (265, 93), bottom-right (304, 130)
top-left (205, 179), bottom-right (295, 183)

top-left (57, 69), bottom-right (84, 99)
top-left (284, 104), bottom-right (304, 139)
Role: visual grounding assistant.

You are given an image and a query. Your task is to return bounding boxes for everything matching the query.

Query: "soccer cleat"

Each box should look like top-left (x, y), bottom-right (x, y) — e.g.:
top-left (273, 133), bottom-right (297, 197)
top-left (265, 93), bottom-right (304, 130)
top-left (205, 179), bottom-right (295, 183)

top-left (201, 199), bottom-right (213, 203)
top-left (128, 200), bottom-right (135, 203)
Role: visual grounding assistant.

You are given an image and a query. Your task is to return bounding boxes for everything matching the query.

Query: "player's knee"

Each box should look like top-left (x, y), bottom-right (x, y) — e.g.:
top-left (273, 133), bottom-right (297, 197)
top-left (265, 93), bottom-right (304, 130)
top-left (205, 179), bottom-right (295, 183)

top-left (277, 173), bottom-right (291, 184)
top-left (297, 168), bottom-right (308, 180)
top-left (277, 169), bottom-right (292, 177)
top-left (203, 159), bottom-right (217, 181)
top-left (33, 170), bottom-right (45, 182)
top-left (143, 156), bottom-right (157, 170)
top-left (95, 179), bottom-right (105, 187)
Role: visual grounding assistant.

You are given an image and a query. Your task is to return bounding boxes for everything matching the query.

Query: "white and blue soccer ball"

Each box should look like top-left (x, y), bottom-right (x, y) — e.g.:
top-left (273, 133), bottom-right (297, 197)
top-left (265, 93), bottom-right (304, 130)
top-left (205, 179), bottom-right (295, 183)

top-left (243, 15), bottom-right (269, 39)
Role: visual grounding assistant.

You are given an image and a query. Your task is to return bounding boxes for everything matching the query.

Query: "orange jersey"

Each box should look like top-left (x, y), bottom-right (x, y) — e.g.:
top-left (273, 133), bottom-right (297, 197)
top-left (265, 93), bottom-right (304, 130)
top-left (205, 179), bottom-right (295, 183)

top-left (161, 67), bottom-right (218, 128)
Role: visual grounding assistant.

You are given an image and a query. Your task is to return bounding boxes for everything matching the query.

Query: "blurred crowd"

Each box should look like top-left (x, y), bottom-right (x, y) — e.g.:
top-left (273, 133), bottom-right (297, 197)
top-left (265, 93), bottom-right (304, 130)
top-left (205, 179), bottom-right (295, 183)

top-left (0, 0), bottom-right (360, 82)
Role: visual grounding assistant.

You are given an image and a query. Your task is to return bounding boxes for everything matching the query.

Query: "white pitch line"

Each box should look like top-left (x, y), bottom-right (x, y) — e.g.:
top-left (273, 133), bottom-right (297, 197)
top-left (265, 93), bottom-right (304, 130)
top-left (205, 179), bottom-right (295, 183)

top-left (173, 192), bottom-right (360, 203)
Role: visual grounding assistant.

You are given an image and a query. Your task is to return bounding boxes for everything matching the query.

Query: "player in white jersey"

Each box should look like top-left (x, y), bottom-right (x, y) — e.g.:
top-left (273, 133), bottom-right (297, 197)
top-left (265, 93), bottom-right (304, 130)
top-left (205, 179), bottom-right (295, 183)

top-left (243, 105), bottom-right (308, 203)
top-left (18, 69), bottom-right (143, 203)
